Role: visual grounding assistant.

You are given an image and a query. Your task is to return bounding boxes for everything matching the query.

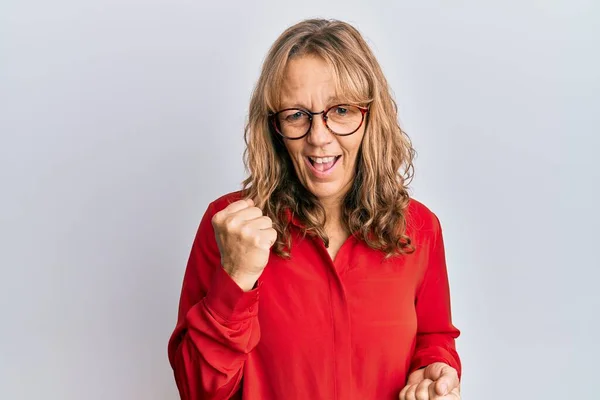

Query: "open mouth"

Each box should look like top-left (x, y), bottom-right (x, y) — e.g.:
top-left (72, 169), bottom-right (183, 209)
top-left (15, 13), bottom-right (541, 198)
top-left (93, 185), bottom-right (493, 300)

top-left (306, 155), bottom-right (342, 173)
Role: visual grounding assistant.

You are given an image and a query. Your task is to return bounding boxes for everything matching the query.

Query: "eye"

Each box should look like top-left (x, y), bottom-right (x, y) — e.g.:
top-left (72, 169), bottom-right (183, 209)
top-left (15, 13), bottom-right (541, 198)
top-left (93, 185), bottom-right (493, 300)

top-left (286, 111), bottom-right (305, 121)
top-left (334, 106), bottom-right (348, 116)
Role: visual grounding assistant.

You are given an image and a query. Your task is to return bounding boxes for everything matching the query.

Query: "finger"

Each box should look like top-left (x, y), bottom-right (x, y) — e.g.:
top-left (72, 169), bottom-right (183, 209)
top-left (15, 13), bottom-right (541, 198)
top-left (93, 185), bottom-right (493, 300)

top-left (428, 381), bottom-right (438, 399)
top-left (406, 368), bottom-right (425, 386)
top-left (422, 364), bottom-right (457, 395)
top-left (415, 379), bottom-right (433, 400)
top-left (433, 387), bottom-right (461, 400)
top-left (434, 367), bottom-right (459, 396)
top-left (213, 200), bottom-right (251, 226)
top-left (257, 228), bottom-right (277, 249)
top-left (245, 215), bottom-right (273, 230)
top-left (231, 206), bottom-right (263, 222)
top-left (405, 385), bottom-right (417, 400)
top-left (398, 384), bottom-right (409, 400)
top-left (449, 387), bottom-right (461, 399)
top-left (223, 199), bottom-right (252, 214)
top-left (423, 363), bottom-right (444, 381)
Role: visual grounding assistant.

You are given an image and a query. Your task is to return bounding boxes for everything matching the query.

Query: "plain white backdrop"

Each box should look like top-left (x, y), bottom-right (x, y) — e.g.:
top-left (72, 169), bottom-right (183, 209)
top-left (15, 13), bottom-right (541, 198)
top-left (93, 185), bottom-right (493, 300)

top-left (1, 1), bottom-right (598, 399)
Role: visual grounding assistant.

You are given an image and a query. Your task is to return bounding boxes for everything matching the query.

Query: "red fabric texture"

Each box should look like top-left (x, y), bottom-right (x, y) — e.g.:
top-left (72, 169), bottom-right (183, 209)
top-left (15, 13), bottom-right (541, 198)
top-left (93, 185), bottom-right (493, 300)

top-left (168, 191), bottom-right (461, 400)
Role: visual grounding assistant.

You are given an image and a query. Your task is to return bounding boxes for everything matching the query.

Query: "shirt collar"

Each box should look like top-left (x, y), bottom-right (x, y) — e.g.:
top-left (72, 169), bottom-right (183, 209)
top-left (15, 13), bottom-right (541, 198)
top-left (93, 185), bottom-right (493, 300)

top-left (283, 208), bottom-right (305, 229)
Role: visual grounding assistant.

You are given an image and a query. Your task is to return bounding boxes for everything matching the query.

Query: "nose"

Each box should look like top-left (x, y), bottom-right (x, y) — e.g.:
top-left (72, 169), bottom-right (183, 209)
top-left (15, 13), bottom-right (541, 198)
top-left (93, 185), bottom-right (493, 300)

top-left (306, 113), bottom-right (334, 147)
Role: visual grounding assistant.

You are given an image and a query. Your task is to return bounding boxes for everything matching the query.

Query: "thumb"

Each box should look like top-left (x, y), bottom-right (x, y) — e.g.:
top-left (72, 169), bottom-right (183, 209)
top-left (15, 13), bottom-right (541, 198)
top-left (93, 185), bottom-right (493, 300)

top-left (429, 364), bottom-right (458, 396)
top-left (435, 379), bottom-right (449, 396)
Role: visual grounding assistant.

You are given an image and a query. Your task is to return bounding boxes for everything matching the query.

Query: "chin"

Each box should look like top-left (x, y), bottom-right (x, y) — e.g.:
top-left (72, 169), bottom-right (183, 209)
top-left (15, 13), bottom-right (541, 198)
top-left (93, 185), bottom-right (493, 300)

top-left (305, 181), bottom-right (347, 201)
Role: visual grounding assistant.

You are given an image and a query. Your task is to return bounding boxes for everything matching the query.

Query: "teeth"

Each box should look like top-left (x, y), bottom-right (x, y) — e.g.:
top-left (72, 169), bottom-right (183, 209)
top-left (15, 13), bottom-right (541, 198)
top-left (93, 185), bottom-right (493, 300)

top-left (309, 156), bottom-right (336, 164)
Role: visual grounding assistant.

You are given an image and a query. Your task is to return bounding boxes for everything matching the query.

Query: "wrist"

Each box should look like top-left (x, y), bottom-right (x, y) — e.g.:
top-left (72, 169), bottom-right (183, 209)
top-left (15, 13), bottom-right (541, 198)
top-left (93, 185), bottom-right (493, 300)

top-left (227, 269), bottom-right (261, 292)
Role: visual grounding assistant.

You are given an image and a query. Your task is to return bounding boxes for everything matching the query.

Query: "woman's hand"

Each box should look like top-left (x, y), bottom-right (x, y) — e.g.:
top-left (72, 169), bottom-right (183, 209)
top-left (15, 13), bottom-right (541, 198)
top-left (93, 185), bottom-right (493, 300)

top-left (399, 362), bottom-right (460, 400)
top-left (211, 198), bottom-right (277, 291)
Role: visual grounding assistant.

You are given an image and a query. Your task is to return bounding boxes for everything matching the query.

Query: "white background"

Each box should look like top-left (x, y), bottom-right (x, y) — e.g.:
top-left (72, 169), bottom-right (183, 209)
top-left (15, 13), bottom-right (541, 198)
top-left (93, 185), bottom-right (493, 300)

top-left (1, 0), bottom-right (599, 399)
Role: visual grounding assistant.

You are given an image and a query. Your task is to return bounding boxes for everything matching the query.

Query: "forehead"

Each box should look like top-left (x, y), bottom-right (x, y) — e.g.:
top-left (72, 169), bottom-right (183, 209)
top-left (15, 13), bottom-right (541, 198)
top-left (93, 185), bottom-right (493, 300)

top-left (279, 55), bottom-right (338, 106)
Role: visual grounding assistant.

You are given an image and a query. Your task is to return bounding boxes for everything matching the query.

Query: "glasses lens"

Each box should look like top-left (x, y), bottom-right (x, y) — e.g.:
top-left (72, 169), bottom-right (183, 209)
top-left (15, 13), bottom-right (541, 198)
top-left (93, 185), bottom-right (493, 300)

top-left (276, 109), bottom-right (311, 138)
top-left (326, 105), bottom-right (363, 135)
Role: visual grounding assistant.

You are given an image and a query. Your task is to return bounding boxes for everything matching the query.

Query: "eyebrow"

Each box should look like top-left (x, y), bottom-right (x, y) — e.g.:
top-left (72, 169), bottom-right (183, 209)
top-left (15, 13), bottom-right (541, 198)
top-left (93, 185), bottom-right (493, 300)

top-left (279, 96), bottom-right (342, 110)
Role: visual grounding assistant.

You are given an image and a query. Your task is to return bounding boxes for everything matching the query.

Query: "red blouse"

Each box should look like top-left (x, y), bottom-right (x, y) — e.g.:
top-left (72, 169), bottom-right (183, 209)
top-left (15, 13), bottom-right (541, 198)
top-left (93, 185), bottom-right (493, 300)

top-left (168, 191), bottom-right (461, 400)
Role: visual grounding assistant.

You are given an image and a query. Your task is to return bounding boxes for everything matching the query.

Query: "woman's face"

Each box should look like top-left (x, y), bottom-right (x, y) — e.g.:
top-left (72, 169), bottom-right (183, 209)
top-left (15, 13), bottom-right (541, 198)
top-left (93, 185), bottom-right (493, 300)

top-left (279, 55), bottom-right (366, 204)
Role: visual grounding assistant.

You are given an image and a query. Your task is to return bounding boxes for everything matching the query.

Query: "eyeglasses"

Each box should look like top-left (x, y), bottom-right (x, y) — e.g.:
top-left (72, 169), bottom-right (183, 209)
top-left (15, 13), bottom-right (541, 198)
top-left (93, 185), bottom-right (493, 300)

top-left (269, 104), bottom-right (369, 140)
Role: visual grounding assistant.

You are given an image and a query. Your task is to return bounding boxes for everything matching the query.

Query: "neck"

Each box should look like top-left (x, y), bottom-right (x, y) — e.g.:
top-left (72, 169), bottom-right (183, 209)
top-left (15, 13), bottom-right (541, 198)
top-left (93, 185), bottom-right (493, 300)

top-left (316, 178), bottom-right (354, 231)
top-left (320, 195), bottom-right (344, 229)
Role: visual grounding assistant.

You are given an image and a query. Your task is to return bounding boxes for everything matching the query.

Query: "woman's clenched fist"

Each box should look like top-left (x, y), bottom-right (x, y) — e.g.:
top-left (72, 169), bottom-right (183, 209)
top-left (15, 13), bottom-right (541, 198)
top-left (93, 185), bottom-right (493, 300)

top-left (211, 198), bottom-right (277, 291)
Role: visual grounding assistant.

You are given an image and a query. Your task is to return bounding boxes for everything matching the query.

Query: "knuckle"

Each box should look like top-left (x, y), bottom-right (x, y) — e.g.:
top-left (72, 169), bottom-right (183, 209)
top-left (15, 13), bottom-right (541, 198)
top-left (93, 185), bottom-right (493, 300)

top-left (211, 212), bottom-right (222, 226)
top-left (415, 387), bottom-right (429, 400)
top-left (418, 379), bottom-right (432, 389)
top-left (232, 199), bottom-right (247, 208)
top-left (240, 224), bottom-right (253, 238)
top-left (224, 215), bottom-right (239, 230)
top-left (265, 230), bottom-right (277, 243)
top-left (252, 235), bottom-right (263, 247)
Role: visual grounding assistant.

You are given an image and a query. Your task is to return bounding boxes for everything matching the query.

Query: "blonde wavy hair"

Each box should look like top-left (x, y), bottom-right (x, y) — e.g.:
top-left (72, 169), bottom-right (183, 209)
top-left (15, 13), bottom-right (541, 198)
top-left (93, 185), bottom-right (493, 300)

top-left (242, 18), bottom-right (415, 258)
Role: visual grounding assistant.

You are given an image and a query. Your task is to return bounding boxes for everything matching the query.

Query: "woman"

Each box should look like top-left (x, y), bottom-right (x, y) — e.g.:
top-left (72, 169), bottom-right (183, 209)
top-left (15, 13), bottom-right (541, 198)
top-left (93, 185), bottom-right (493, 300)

top-left (168, 18), bottom-right (462, 400)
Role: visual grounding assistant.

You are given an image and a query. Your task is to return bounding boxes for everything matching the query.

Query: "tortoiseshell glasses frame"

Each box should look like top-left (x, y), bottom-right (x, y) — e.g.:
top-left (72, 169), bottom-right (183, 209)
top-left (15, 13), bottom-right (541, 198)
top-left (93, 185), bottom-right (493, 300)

top-left (268, 104), bottom-right (369, 140)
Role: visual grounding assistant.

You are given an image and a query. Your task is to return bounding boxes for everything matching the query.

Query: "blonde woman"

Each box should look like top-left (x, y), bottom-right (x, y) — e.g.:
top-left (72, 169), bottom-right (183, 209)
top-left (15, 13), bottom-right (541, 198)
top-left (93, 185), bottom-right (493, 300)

top-left (168, 18), bottom-right (462, 400)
